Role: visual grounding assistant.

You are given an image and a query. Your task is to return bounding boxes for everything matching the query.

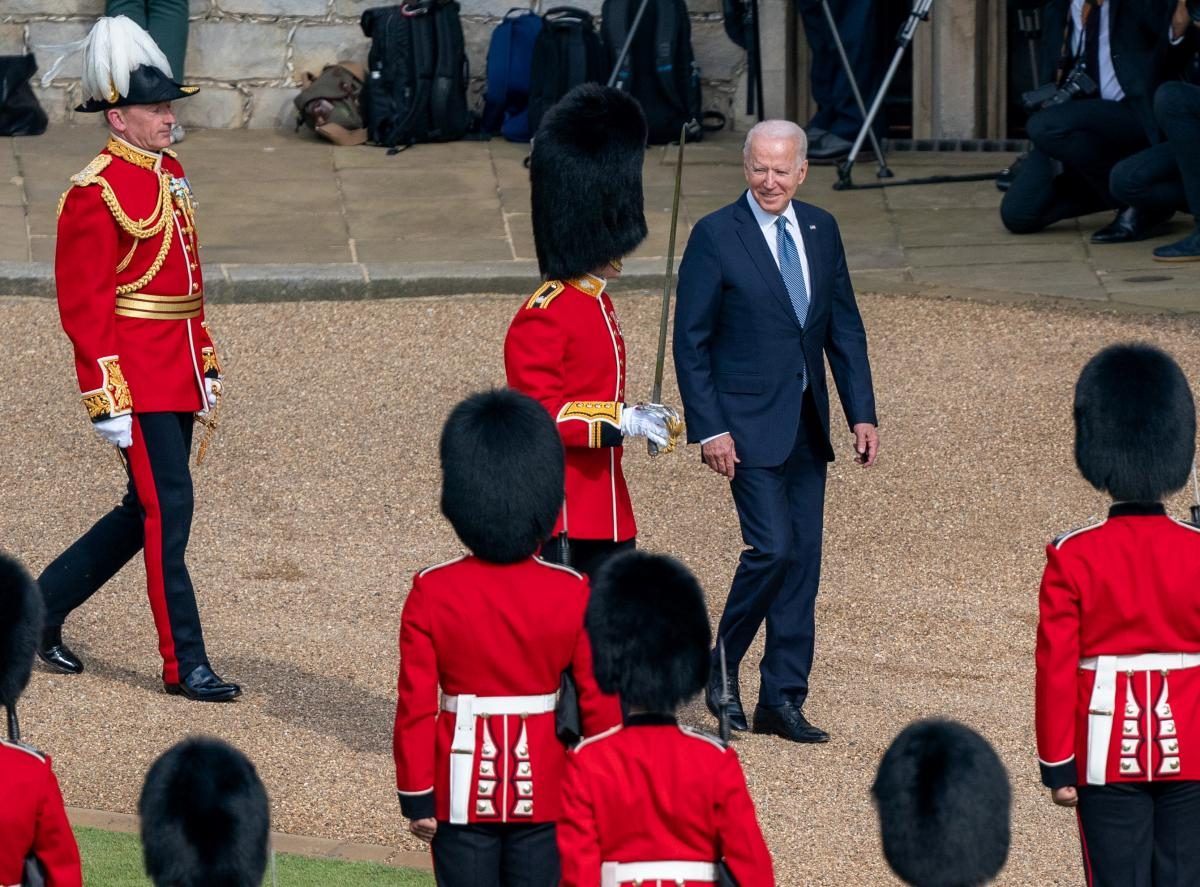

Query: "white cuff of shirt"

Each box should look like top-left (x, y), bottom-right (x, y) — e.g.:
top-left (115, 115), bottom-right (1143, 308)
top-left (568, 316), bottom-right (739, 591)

top-left (1170, 26), bottom-right (1185, 46)
top-left (701, 432), bottom-right (730, 445)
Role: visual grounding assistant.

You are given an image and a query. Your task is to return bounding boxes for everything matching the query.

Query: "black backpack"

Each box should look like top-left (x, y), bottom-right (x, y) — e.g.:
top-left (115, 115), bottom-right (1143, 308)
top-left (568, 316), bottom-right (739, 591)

top-left (360, 1), bottom-right (469, 153)
top-left (527, 7), bottom-right (606, 136)
top-left (602, 0), bottom-right (717, 144)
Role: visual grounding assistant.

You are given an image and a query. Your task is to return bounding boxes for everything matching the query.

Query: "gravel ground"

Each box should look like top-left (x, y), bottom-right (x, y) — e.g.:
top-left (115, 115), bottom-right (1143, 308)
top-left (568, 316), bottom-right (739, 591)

top-left (4, 289), bottom-right (1200, 885)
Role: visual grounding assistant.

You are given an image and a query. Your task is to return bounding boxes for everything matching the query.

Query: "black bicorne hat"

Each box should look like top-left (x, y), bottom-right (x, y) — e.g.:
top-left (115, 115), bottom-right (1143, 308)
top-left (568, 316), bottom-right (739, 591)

top-left (77, 64), bottom-right (198, 112)
top-left (440, 388), bottom-right (565, 563)
top-left (139, 736), bottom-right (271, 887)
top-left (530, 84), bottom-right (648, 281)
top-left (0, 551), bottom-right (44, 713)
top-left (586, 551), bottom-right (711, 712)
top-left (1074, 343), bottom-right (1196, 502)
top-left (872, 719), bottom-right (1011, 887)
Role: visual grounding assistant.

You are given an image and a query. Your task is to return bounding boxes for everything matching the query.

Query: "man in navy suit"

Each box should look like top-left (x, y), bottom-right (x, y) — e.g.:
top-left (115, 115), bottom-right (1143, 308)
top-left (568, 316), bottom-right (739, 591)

top-left (673, 119), bottom-right (878, 743)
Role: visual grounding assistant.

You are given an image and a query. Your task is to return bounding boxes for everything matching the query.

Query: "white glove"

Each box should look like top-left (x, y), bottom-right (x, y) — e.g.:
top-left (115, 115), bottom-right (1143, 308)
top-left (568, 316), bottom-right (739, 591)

top-left (198, 378), bottom-right (222, 417)
top-left (619, 403), bottom-right (670, 448)
top-left (94, 415), bottom-right (133, 448)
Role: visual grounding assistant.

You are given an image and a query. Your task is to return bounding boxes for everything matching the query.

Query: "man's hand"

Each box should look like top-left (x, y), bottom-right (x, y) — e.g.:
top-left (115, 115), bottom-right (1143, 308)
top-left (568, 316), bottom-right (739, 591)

top-left (852, 423), bottom-right (879, 466)
top-left (94, 415), bottom-right (133, 448)
top-left (701, 433), bottom-right (740, 479)
top-left (198, 378), bottom-right (222, 418)
top-left (409, 817), bottom-right (438, 842)
top-left (1051, 786), bottom-right (1078, 808)
top-left (1173, 0), bottom-right (1193, 40)
top-left (620, 403), bottom-right (670, 448)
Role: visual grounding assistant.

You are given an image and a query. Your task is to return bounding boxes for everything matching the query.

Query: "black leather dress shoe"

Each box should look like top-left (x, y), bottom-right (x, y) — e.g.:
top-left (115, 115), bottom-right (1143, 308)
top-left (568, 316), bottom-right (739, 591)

top-left (37, 627), bottom-right (83, 674)
top-left (807, 130), bottom-right (853, 163)
top-left (164, 665), bottom-right (242, 702)
top-left (705, 661), bottom-right (749, 732)
top-left (1090, 207), bottom-right (1173, 244)
top-left (752, 703), bottom-right (830, 743)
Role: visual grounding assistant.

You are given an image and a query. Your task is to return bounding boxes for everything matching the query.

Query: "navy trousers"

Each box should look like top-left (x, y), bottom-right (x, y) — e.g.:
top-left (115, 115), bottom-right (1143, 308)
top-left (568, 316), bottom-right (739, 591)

top-left (1077, 781), bottom-right (1200, 887)
top-left (717, 401), bottom-right (827, 707)
top-left (431, 821), bottom-right (559, 887)
top-left (797, 0), bottom-right (879, 140)
top-left (38, 412), bottom-right (208, 683)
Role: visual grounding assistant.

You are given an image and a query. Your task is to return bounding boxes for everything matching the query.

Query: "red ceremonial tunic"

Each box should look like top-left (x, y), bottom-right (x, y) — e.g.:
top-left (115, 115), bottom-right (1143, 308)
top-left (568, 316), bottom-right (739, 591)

top-left (0, 740), bottom-right (82, 887)
top-left (393, 555), bottom-right (622, 824)
top-left (557, 715), bottom-right (775, 887)
top-left (504, 274), bottom-right (636, 542)
top-left (1036, 503), bottom-right (1200, 788)
top-left (55, 136), bottom-right (220, 422)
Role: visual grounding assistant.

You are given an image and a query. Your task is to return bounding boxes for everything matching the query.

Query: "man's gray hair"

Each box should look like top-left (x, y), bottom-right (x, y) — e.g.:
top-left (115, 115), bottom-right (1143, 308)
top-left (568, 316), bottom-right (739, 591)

top-left (743, 119), bottom-right (808, 166)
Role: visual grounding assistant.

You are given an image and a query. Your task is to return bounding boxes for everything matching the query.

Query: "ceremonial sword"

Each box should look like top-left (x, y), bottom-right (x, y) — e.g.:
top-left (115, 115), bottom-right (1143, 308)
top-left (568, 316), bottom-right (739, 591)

top-left (647, 123), bottom-right (688, 457)
top-left (717, 637), bottom-right (732, 745)
top-left (1191, 462), bottom-right (1200, 527)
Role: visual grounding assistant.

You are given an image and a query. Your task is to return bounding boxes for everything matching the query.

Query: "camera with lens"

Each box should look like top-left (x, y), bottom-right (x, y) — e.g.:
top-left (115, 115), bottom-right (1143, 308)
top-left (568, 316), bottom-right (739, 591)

top-left (1021, 60), bottom-right (1098, 114)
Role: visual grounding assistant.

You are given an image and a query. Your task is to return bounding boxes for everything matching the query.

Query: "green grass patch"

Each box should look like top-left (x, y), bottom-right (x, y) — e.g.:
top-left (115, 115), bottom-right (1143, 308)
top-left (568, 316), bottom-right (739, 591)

top-left (75, 826), bottom-right (434, 886)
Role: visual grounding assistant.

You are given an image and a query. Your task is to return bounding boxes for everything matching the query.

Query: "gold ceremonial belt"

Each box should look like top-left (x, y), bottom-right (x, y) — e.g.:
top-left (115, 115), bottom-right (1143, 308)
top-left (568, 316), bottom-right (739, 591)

top-left (115, 291), bottom-right (202, 320)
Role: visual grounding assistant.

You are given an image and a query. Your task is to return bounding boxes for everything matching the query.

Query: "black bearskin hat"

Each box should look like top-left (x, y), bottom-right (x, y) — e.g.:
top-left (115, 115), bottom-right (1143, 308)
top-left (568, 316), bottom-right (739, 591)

top-left (0, 551), bottom-right (44, 711)
top-left (440, 389), bottom-right (565, 563)
top-left (1074, 343), bottom-right (1195, 502)
top-left (872, 720), bottom-right (1011, 887)
top-left (530, 84), bottom-right (648, 281)
top-left (140, 736), bottom-right (270, 887)
top-left (587, 552), bottom-right (710, 712)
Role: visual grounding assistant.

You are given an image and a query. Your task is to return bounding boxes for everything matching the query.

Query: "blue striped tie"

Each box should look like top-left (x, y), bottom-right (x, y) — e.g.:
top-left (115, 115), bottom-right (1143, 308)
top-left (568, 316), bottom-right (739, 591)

top-left (776, 216), bottom-right (809, 327)
top-left (776, 216), bottom-right (809, 391)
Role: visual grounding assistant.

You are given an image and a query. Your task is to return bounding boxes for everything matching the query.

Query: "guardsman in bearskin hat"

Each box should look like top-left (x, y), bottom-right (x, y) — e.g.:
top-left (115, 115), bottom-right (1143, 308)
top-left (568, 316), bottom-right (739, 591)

top-left (558, 552), bottom-right (774, 886)
top-left (139, 736), bottom-right (270, 887)
top-left (393, 389), bottom-right (622, 885)
top-left (504, 84), bottom-right (682, 578)
top-left (872, 719), bottom-right (1011, 887)
top-left (0, 552), bottom-right (83, 887)
top-left (36, 16), bottom-right (239, 702)
top-left (1036, 343), bottom-right (1200, 885)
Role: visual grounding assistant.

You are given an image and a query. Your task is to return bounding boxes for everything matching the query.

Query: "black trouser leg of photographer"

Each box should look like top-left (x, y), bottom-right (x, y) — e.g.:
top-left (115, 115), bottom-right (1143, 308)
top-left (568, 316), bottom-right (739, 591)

top-left (1027, 98), bottom-right (1148, 200)
top-left (1154, 81), bottom-right (1200, 260)
top-left (1110, 143), bottom-right (1186, 219)
top-left (1000, 149), bottom-right (1108, 234)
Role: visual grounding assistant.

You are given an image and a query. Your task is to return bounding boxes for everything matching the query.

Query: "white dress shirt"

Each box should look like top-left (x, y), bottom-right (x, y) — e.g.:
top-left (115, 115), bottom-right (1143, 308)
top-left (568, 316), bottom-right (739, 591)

top-left (700, 193), bottom-right (814, 446)
top-left (1070, 0), bottom-right (1124, 102)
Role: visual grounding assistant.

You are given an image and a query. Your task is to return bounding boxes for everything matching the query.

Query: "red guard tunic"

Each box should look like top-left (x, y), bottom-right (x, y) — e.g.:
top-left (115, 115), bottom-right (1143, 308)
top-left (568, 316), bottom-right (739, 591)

top-left (1035, 503), bottom-right (1200, 789)
top-left (0, 740), bottom-right (82, 887)
top-left (557, 715), bottom-right (775, 887)
top-left (56, 135), bottom-right (220, 421)
top-left (504, 274), bottom-right (635, 542)
top-left (393, 555), bottom-right (622, 824)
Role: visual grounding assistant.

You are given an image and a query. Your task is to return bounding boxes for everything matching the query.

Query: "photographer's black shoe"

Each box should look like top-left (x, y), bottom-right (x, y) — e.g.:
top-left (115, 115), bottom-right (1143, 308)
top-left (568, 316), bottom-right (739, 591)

top-left (1154, 231), bottom-right (1200, 262)
top-left (808, 130), bottom-right (854, 163)
top-left (38, 627), bottom-right (83, 674)
top-left (1090, 208), bottom-right (1173, 244)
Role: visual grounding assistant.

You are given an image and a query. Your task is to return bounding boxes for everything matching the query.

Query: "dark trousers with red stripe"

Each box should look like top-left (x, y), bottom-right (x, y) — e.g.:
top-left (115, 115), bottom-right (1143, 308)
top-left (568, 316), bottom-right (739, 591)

top-left (39, 412), bottom-right (208, 684)
top-left (1077, 781), bottom-right (1200, 887)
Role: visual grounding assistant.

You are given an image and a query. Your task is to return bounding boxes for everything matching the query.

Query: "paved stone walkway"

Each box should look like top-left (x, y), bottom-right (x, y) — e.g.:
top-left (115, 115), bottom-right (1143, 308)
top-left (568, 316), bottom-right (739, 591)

top-left (2, 126), bottom-right (1197, 309)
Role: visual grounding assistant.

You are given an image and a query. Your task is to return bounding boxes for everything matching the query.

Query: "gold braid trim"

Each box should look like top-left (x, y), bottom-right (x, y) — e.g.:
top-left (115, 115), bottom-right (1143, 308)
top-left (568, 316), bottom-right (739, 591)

top-left (115, 224), bottom-right (172, 296)
top-left (557, 401), bottom-right (622, 424)
top-left (79, 355), bottom-right (133, 419)
top-left (105, 137), bottom-right (158, 170)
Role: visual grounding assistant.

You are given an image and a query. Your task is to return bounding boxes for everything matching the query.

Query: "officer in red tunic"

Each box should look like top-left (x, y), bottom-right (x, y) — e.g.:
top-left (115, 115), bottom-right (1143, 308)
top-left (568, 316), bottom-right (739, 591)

top-left (0, 553), bottom-right (82, 887)
top-left (505, 84), bottom-right (681, 578)
top-left (559, 552), bottom-right (774, 886)
top-left (36, 17), bottom-right (239, 702)
top-left (1036, 343), bottom-right (1200, 886)
top-left (872, 719), bottom-right (1011, 887)
top-left (393, 389), bottom-right (622, 885)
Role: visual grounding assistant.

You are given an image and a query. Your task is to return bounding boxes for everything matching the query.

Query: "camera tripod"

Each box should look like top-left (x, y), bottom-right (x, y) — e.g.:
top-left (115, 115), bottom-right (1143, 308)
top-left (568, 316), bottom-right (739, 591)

top-left (833, 0), bottom-right (1002, 191)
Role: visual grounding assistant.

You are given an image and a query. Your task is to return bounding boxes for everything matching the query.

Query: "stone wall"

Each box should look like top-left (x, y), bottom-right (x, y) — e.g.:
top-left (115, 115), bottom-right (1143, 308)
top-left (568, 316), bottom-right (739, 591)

top-left (2, 0), bottom-right (745, 130)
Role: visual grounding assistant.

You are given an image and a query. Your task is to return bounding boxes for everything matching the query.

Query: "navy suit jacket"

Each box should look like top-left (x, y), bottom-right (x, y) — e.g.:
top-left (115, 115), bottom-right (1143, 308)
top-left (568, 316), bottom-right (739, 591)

top-left (673, 193), bottom-right (877, 468)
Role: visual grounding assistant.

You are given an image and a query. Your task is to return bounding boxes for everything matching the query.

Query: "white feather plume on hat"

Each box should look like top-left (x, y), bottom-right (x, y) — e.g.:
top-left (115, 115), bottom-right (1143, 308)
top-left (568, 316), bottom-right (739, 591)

top-left (39, 15), bottom-right (172, 97)
top-left (82, 16), bottom-right (173, 103)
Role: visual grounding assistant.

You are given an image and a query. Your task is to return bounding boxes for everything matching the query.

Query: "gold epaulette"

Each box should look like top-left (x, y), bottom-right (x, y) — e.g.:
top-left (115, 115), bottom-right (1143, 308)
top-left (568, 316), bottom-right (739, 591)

top-left (525, 280), bottom-right (566, 310)
top-left (57, 153), bottom-right (113, 216)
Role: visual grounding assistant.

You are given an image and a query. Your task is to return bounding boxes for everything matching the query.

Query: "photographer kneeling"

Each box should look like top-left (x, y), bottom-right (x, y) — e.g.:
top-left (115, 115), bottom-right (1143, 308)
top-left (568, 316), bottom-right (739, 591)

top-left (1001, 0), bottom-right (1176, 241)
top-left (1109, 1), bottom-right (1200, 260)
